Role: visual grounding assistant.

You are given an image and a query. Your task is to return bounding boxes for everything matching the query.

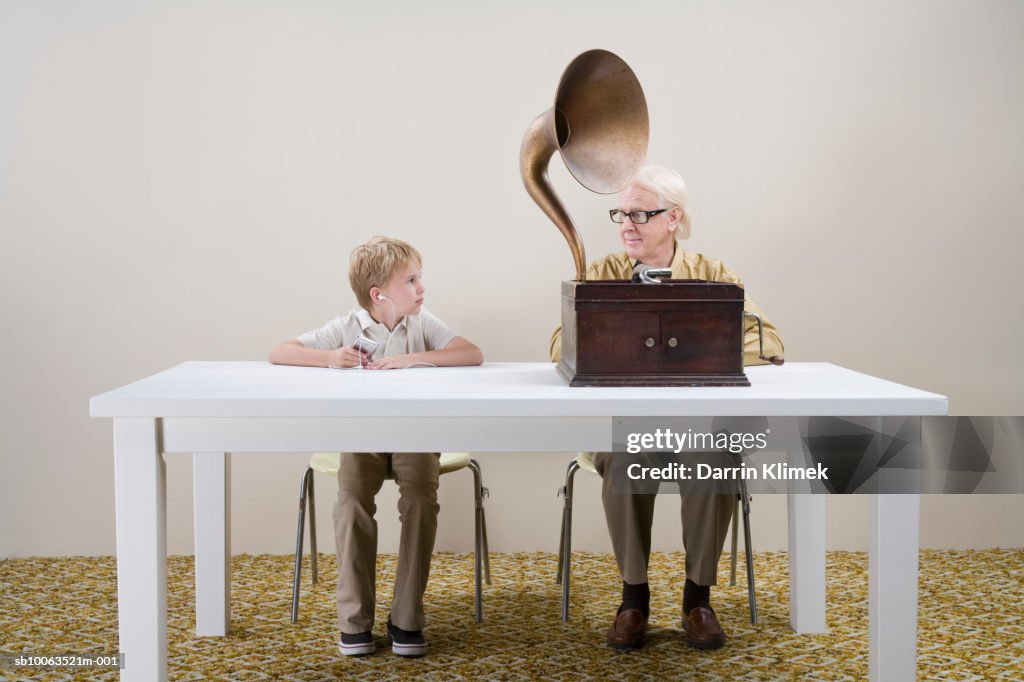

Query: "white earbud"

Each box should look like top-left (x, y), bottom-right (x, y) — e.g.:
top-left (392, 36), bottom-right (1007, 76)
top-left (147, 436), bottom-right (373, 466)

top-left (376, 293), bottom-right (388, 301)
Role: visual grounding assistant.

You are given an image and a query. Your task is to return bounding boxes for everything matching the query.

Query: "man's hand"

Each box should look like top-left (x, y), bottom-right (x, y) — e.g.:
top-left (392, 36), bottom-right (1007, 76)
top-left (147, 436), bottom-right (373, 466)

top-left (326, 346), bottom-right (369, 368)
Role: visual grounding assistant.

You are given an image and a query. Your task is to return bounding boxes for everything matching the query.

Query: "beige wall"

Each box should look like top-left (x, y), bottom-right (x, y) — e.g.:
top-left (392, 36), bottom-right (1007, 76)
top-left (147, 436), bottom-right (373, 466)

top-left (1, 1), bottom-right (1022, 559)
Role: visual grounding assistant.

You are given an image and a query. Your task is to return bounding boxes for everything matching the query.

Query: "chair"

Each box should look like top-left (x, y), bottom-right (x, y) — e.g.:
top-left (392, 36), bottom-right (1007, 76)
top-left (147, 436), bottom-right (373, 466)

top-left (556, 452), bottom-right (757, 624)
top-left (291, 452), bottom-right (491, 623)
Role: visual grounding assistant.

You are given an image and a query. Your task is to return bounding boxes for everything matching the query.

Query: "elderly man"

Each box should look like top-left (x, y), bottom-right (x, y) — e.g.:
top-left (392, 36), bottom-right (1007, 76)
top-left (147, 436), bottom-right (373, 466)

top-left (549, 165), bottom-right (784, 651)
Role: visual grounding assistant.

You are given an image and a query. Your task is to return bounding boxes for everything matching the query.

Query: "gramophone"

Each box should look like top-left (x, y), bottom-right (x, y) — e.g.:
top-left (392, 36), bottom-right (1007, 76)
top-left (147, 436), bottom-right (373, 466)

top-left (521, 50), bottom-right (781, 387)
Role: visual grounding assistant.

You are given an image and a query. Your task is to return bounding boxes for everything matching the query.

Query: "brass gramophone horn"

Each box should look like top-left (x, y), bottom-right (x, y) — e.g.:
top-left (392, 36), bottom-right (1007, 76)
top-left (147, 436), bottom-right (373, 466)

top-left (520, 49), bottom-right (649, 281)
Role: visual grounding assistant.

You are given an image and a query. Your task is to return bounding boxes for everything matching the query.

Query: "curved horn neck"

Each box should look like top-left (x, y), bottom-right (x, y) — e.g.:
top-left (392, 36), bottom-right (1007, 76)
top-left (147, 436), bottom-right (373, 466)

top-left (519, 50), bottom-right (649, 283)
top-left (519, 108), bottom-right (587, 281)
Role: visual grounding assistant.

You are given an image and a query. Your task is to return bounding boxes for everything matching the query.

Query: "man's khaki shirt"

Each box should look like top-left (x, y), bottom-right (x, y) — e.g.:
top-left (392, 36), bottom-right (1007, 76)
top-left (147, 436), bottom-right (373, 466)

top-left (549, 246), bottom-right (784, 366)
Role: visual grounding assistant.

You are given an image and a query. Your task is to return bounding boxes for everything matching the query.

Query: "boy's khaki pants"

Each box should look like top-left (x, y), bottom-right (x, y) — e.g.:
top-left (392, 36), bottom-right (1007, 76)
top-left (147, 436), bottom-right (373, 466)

top-left (334, 452), bottom-right (440, 634)
top-left (592, 453), bottom-right (734, 586)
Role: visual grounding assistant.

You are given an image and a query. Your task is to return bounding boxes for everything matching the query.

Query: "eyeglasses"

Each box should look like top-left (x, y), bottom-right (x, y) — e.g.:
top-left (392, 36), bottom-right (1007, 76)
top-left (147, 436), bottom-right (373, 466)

top-left (609, 208), bottom-right (670, 225)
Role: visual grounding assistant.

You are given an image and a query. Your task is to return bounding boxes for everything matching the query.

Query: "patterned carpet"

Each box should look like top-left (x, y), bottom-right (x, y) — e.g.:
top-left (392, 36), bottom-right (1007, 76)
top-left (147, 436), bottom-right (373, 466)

top-left (1, 550), bottom-right (1022, 681)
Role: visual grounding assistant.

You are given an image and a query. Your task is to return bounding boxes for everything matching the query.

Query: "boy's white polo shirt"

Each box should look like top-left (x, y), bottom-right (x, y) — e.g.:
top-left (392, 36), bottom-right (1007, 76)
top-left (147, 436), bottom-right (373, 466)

top-left (297, 308), bottom-right (459, 361)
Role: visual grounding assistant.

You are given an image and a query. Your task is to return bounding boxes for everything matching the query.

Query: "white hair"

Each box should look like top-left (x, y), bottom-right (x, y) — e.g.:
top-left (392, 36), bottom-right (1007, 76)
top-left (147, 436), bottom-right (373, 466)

top-left (632, 165), bottom-right (692, 240)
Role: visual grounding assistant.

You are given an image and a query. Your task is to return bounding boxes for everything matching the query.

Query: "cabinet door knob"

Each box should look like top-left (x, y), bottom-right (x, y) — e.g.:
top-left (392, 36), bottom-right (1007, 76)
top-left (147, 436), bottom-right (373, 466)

top-left (668, 337), bottom-right (678, 348)
top-left (644, 337), bottom-right (655, 348)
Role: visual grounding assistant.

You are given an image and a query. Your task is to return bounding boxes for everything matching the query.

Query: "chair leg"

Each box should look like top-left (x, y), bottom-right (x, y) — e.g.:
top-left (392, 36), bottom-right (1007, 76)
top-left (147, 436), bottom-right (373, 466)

top-left (555, 493), bottom-right (567, 586)
top-left (560, 460), bottom-right (580, 622)
top-left (472, 461), bottom-right (491, 586)
top-left (291, 466), bottom-right (314, 623)
top-left (481, 509), bottom-right (492, 585)
top-left (730, 495), bottom-right (739, 586)
top-left (468, 458), bottom-right (488, 623)
top-left (738, 476), bottom-right (758, 625)
top-left (555, 460), bottom-right (580, 586)
top-left (308, 470), bottom-right (318, 585)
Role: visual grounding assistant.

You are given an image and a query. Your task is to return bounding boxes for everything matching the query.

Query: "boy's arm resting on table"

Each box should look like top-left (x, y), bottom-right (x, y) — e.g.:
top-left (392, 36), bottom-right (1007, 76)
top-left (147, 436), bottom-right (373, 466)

top-left (367, 336), bottom-right (484, 370)
top-left (268, 339), bottom-right (368, 369)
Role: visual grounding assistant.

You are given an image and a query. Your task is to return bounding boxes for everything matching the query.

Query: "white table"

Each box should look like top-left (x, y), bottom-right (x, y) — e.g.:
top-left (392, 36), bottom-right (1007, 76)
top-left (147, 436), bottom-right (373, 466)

top-left (90, 361), bottom-right (947, 681)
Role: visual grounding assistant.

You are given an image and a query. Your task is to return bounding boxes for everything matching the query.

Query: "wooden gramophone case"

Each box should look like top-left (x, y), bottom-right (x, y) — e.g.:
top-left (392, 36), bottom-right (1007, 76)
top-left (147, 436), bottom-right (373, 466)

top-left (520, 50), bottom-right (778, 386)
top-left (557, 279), bottom-right (750, 387)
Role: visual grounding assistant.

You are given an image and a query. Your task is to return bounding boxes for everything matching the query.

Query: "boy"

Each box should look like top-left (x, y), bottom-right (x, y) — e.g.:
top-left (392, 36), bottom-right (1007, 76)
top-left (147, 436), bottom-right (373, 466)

top-left (269, 236), bottom-right (483, 657)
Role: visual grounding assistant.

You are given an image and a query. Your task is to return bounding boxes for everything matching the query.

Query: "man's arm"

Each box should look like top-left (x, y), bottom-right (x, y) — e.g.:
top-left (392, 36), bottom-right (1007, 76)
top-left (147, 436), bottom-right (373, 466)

top-left (268, 339), bottom-right (367, 368)
top-left (549, 257), bottom-right (614, 363)
top-left (741, 298), bottom-right (785, 366)
top-left (367, 336), bottom-right (483, 370)
top-left (549, 326), bottom-right (563, 363)
top-left (708, 258), bottom-right (785, 366)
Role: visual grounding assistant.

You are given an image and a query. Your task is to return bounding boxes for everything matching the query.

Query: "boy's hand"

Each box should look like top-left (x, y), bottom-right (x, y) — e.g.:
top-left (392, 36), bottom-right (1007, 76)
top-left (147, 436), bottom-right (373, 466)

top-left (327, 346), bottom-right (368, 369)
top-left (366, 354), bottom-right (410, 370)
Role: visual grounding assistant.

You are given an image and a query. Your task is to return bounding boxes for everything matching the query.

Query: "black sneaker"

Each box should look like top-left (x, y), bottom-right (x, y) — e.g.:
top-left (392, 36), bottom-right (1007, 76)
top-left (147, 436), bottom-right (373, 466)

top-left (387, 616), bottom-right (428, 657)
top-left (338, 631), bottom-right (376, 657)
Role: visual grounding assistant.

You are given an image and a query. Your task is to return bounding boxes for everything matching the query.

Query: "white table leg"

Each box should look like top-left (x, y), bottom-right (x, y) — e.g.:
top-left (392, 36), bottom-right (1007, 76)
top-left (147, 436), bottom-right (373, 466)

top-left (114, 418), bottom-right (167, 682)
top-left (869, 493), bottom-right (919, 681)
top-left (193, 453), bottom-right (231, 636)
top-left (788, 494), bottom-right (827, 633)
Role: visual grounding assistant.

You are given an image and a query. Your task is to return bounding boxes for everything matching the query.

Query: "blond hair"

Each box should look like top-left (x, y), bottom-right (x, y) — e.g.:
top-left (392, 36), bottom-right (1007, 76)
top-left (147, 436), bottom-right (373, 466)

top-left (348, 236), bottom-right (422, 310)
top-left (633, 165), bottom-right (692, 240)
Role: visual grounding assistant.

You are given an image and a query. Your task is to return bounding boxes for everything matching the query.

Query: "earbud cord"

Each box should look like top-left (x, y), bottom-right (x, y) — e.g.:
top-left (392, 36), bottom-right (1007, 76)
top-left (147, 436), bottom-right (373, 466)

top-left (331, 294), bottom-right (438, 370)
top-left (374, 295), bottom-right (437, 369)
top-left (369, 295), bottom-right (399, 368)
top-left (351, 293), bottom-right (396, 370)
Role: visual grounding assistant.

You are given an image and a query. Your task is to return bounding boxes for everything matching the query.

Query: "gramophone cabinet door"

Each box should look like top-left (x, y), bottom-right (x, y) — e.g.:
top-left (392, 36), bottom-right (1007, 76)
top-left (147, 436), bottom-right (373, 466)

top-left (660, 308), bottom-right (743, 374)
top-left (576, 311), bottom-right (661, 374)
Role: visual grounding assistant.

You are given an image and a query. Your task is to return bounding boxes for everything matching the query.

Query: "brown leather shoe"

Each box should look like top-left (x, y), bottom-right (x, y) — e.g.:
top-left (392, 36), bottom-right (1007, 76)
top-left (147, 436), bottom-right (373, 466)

top-left (605, 608), bottom-right (647, 650)
top-left (682, 606), bottom-right (726, 649)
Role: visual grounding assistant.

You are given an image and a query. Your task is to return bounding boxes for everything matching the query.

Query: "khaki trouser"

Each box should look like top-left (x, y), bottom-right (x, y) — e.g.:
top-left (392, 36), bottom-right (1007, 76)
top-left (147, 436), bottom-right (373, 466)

top-left (592, 453), bottom-right (734, 586)
top-left (333, 452), bottom-right (440, 634)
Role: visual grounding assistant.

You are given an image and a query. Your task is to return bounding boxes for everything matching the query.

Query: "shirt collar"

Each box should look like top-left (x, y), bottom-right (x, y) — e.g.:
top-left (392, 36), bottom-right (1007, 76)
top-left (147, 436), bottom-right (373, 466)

top-left (356, 308), bottom-right (408, 332)
top-left (631, 240), bottom-right (683, 273)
